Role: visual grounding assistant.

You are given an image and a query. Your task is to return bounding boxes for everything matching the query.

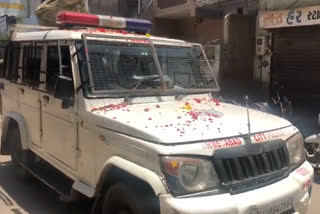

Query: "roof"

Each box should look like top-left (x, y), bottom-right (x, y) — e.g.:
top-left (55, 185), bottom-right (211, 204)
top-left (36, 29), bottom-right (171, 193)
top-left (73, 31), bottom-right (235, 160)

top-left (11, 27), bottom-right (190, 46)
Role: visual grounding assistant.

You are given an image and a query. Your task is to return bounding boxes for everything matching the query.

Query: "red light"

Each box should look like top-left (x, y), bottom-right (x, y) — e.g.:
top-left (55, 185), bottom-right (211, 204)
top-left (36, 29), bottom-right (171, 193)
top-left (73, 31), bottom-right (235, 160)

top-left (57, 11), bottom-right (99, 26)
top-left (56, 11), bottom-right (152, 33)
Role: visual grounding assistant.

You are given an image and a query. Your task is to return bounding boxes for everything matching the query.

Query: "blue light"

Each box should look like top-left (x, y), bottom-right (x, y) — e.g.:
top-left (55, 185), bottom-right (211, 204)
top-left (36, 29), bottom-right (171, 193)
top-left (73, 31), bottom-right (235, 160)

top-left (125, 18), bottom-right (152, 33)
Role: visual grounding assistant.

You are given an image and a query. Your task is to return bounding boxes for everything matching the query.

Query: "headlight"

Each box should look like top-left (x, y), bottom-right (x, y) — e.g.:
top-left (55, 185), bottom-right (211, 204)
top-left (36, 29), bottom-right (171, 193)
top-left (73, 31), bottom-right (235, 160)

top-left (161, 156), bottom-right (221, 195)
top-left (286, 133), bottom-right (305, 167)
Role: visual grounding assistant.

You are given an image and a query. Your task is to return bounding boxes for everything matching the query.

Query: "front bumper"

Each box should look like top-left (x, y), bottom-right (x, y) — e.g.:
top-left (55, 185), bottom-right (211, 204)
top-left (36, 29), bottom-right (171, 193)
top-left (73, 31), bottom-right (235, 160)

top-left (160, 161), bottom-right (314, 214)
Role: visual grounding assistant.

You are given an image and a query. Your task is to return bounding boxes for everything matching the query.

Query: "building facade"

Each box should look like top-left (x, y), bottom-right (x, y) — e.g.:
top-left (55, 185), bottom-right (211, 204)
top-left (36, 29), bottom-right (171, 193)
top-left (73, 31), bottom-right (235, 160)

top-left (0, 0), bottom-right (44, 24)
top-left (255, 0), bottom-right (320, 100)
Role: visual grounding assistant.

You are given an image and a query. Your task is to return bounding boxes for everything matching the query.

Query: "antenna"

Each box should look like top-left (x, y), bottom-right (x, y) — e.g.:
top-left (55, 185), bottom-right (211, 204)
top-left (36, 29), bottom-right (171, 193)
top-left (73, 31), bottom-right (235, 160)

top-left (245, 96), bottom-right (251, 136)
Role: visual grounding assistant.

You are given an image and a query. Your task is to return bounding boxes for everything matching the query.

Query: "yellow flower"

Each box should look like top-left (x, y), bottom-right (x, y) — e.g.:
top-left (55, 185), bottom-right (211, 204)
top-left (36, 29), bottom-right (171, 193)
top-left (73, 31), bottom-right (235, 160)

top-left (183, 103), bottom-right (192, 111)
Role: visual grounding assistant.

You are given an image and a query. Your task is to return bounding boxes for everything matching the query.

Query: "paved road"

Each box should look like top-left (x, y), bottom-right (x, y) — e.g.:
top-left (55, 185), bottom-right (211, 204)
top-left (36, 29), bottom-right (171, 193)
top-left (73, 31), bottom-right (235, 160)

top-left (0, 154), bottom-right (319, 214)
top-left (0, 155), bottom-right (91, 214)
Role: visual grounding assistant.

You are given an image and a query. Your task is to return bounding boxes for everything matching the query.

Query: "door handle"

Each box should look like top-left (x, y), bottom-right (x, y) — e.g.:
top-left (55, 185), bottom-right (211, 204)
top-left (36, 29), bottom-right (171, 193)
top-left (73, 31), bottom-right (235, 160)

top-left (19, 88), bottom-right (24, 95)
top-left (43, 95), bottom-right (50, 103)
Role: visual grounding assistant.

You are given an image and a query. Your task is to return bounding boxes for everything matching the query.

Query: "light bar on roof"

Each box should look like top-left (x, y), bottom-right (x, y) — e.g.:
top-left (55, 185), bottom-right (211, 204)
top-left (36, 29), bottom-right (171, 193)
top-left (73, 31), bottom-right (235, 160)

top-left (56, 11), bottom-right (152, 33)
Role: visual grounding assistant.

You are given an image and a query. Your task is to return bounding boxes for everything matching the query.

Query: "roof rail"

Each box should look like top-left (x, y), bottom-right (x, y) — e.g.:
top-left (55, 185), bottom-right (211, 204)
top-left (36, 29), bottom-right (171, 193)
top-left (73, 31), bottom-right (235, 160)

top-left (12, 24), bottom-right (58, 32)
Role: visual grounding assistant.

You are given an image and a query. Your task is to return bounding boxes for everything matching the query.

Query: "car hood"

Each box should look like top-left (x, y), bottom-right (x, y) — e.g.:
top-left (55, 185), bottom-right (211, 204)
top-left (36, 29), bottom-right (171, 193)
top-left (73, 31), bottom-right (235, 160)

top-left (85, 94), bottom-right (292, 144)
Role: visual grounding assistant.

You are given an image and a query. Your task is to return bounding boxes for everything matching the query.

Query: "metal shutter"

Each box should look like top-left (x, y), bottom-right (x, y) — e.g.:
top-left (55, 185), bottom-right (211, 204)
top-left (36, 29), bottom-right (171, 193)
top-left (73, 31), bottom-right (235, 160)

top-left (271, 25), bottom-right (320, 100)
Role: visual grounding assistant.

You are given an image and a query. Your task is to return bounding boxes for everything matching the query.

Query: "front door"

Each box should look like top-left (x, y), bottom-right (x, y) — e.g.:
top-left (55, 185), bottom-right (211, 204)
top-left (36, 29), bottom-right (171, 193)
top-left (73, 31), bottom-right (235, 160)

top-left (40, 43), bottom-right (78, 170)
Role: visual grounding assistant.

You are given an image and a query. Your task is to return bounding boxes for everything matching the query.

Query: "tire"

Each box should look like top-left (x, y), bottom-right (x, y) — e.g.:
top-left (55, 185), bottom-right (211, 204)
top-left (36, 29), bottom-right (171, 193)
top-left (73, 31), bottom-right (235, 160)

top-left (102, 183), bottom-right (159, 214)
top-left (7, 123), bottom-right (31, 181)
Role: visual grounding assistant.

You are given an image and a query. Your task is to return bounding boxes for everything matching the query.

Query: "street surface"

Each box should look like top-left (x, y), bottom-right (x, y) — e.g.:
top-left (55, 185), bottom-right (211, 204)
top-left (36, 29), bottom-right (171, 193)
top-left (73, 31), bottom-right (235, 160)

top-left (0, 155), bottom-right (91, 214)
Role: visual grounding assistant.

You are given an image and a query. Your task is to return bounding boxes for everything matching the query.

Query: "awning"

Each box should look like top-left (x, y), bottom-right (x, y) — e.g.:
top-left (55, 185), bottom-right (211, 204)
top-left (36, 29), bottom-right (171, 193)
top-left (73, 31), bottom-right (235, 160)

top-left (259, 5), bottom-right (320, 29)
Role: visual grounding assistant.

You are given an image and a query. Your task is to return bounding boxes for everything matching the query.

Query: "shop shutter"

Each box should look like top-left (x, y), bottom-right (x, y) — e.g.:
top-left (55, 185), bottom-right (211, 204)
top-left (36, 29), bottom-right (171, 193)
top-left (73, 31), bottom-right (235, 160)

top-left (271, 25), bottom-right (320, 100)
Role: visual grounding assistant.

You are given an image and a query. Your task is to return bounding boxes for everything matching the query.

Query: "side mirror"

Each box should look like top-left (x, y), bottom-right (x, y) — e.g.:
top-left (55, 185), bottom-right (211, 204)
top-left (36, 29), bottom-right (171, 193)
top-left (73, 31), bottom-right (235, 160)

top-left (305, 134), bottom-right (320, 144)
top-left (54, 75), bottom-right (74, 109)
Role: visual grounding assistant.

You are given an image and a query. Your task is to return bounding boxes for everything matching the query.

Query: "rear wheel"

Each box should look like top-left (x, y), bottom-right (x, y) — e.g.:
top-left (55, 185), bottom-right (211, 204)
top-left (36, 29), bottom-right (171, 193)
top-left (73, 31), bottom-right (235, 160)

top-left (102, 183), bottom-right (158, 214)
top-left (8, 123), bottom-right (32, 181)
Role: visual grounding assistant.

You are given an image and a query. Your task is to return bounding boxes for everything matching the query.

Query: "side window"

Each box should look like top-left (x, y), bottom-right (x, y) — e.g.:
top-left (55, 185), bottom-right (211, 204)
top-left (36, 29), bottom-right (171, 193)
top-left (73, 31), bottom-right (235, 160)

top-left (0, 43), bottom-right (7, 77)
top-left (60, 46), bottom-right (72, 78)
top-left (5, 45), bottom-right (20, 82)
top-left (22, 45), bottom-right (42, 87)
top-left (46, 46), bottom-right (59, 93)
top-left (46, 45), bottom-right (72, 94)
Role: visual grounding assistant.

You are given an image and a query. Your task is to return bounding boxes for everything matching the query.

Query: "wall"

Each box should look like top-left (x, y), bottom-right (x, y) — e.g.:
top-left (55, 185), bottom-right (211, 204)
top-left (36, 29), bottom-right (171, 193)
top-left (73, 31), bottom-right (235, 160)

top-left (89, 0), bottom-right (119, 16)
top-left (152, 17), bottom-right (223, 42)
top-left (223, 14), bottom-right (256, 81)
top-left (89, 0), bottom-right (151, 18)
top-left (152, 0), bottom-right (195, 19)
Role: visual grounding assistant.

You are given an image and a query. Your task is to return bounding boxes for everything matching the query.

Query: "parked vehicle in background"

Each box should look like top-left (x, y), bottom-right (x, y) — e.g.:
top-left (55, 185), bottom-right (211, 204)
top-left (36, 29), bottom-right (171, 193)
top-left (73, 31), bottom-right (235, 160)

top-left (304, 114), bottom-right (320, 169)
top-left (0, 11), bottom-right (314, 214)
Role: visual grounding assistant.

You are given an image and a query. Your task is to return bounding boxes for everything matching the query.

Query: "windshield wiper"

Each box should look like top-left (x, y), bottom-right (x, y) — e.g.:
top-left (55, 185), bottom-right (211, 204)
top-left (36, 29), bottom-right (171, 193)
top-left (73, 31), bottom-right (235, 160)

top-left (175, 93), bottom-right (187, 100)
top-left (124, 76), bottom-right (161, 103)
top-left (124, 93), bottom-right (137, 103)
top-left (132, 76), bottom-right (160, 88)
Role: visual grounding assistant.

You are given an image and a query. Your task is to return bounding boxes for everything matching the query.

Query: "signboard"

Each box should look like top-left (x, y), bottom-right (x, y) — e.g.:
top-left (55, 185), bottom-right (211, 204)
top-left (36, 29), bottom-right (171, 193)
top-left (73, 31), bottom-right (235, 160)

top-left (0, 0), bottom-right (27, 18)
top-left (259, 5), bottom-right (320, 29)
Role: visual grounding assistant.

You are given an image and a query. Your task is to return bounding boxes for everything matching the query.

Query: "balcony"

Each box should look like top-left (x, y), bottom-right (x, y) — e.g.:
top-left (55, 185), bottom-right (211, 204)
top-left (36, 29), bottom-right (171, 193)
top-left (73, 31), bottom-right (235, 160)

top-left (153, 0), bottom-right (196, 19)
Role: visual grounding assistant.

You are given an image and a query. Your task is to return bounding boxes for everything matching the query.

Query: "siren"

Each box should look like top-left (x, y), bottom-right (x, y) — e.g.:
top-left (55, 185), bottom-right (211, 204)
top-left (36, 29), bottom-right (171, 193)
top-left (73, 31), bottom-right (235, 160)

top-left (56, 11), bottom-right (152, 33)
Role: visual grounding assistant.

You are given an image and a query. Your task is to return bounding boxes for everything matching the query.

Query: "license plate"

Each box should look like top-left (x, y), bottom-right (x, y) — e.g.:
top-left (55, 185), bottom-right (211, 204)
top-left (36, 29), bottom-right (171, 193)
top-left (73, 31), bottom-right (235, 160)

top-left (248, 197), bottom-right (294, 214)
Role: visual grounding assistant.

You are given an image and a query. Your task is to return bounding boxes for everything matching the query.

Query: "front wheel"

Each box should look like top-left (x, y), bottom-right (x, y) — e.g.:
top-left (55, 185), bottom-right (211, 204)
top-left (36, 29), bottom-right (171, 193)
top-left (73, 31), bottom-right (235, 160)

top-left (102, 183), bottom-right (159, 214)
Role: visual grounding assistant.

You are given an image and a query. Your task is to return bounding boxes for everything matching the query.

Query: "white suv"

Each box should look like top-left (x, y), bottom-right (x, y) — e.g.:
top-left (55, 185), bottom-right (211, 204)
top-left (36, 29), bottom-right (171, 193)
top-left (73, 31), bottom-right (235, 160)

top-left (0, 12), bottom-right (313, 214)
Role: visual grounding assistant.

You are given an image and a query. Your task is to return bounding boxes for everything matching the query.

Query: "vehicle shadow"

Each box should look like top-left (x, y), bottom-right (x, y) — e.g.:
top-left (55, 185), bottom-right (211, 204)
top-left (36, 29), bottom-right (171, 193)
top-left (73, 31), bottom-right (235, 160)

top-left (0, 156), bottom-right (91, 214)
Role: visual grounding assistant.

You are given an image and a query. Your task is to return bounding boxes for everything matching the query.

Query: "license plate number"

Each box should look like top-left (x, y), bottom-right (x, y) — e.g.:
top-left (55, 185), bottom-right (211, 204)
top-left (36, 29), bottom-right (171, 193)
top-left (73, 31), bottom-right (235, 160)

top-left (248, 198), bottom-right (294, 214)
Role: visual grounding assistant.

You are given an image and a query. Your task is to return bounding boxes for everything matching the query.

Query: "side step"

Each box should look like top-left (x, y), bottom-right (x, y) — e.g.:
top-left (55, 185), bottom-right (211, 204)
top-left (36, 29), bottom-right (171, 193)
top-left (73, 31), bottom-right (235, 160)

top-left (21, 151), bottom-right (74, 201)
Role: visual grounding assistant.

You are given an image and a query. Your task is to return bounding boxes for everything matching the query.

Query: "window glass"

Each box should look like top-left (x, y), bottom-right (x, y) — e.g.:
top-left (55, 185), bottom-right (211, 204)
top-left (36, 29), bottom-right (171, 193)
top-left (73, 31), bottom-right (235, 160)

top-left (0, 43), bottom-right (7, 77)
top-left (46, 45), bottom-right (72, 93)
top-left (6, 46), bottom-right (20, 82)
top-left (46, 46), bottom-right (59, 93)
top-left (77, 41), bottom-right (218, 97)
top-left (22, 45), bottom-right (42, 87)
top-left (83, 42), bottom-right (158, 91)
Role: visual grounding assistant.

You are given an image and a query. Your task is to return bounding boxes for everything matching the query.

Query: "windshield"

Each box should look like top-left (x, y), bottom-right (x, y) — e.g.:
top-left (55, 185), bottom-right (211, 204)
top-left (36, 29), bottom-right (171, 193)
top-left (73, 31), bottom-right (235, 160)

top-left (77, 41), bottom-right (218, 96)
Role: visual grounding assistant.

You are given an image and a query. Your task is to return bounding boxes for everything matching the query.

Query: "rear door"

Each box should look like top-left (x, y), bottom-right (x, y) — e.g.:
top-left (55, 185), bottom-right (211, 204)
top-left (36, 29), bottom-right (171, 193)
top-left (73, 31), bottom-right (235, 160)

top-left (17, 43), bottom-right (43, 148)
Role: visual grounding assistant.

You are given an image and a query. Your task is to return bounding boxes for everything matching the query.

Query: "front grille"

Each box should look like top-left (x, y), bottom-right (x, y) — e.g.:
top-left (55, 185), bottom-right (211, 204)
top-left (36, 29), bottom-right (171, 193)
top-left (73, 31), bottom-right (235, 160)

top-left (213, 144), bottom-right (290, 193)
